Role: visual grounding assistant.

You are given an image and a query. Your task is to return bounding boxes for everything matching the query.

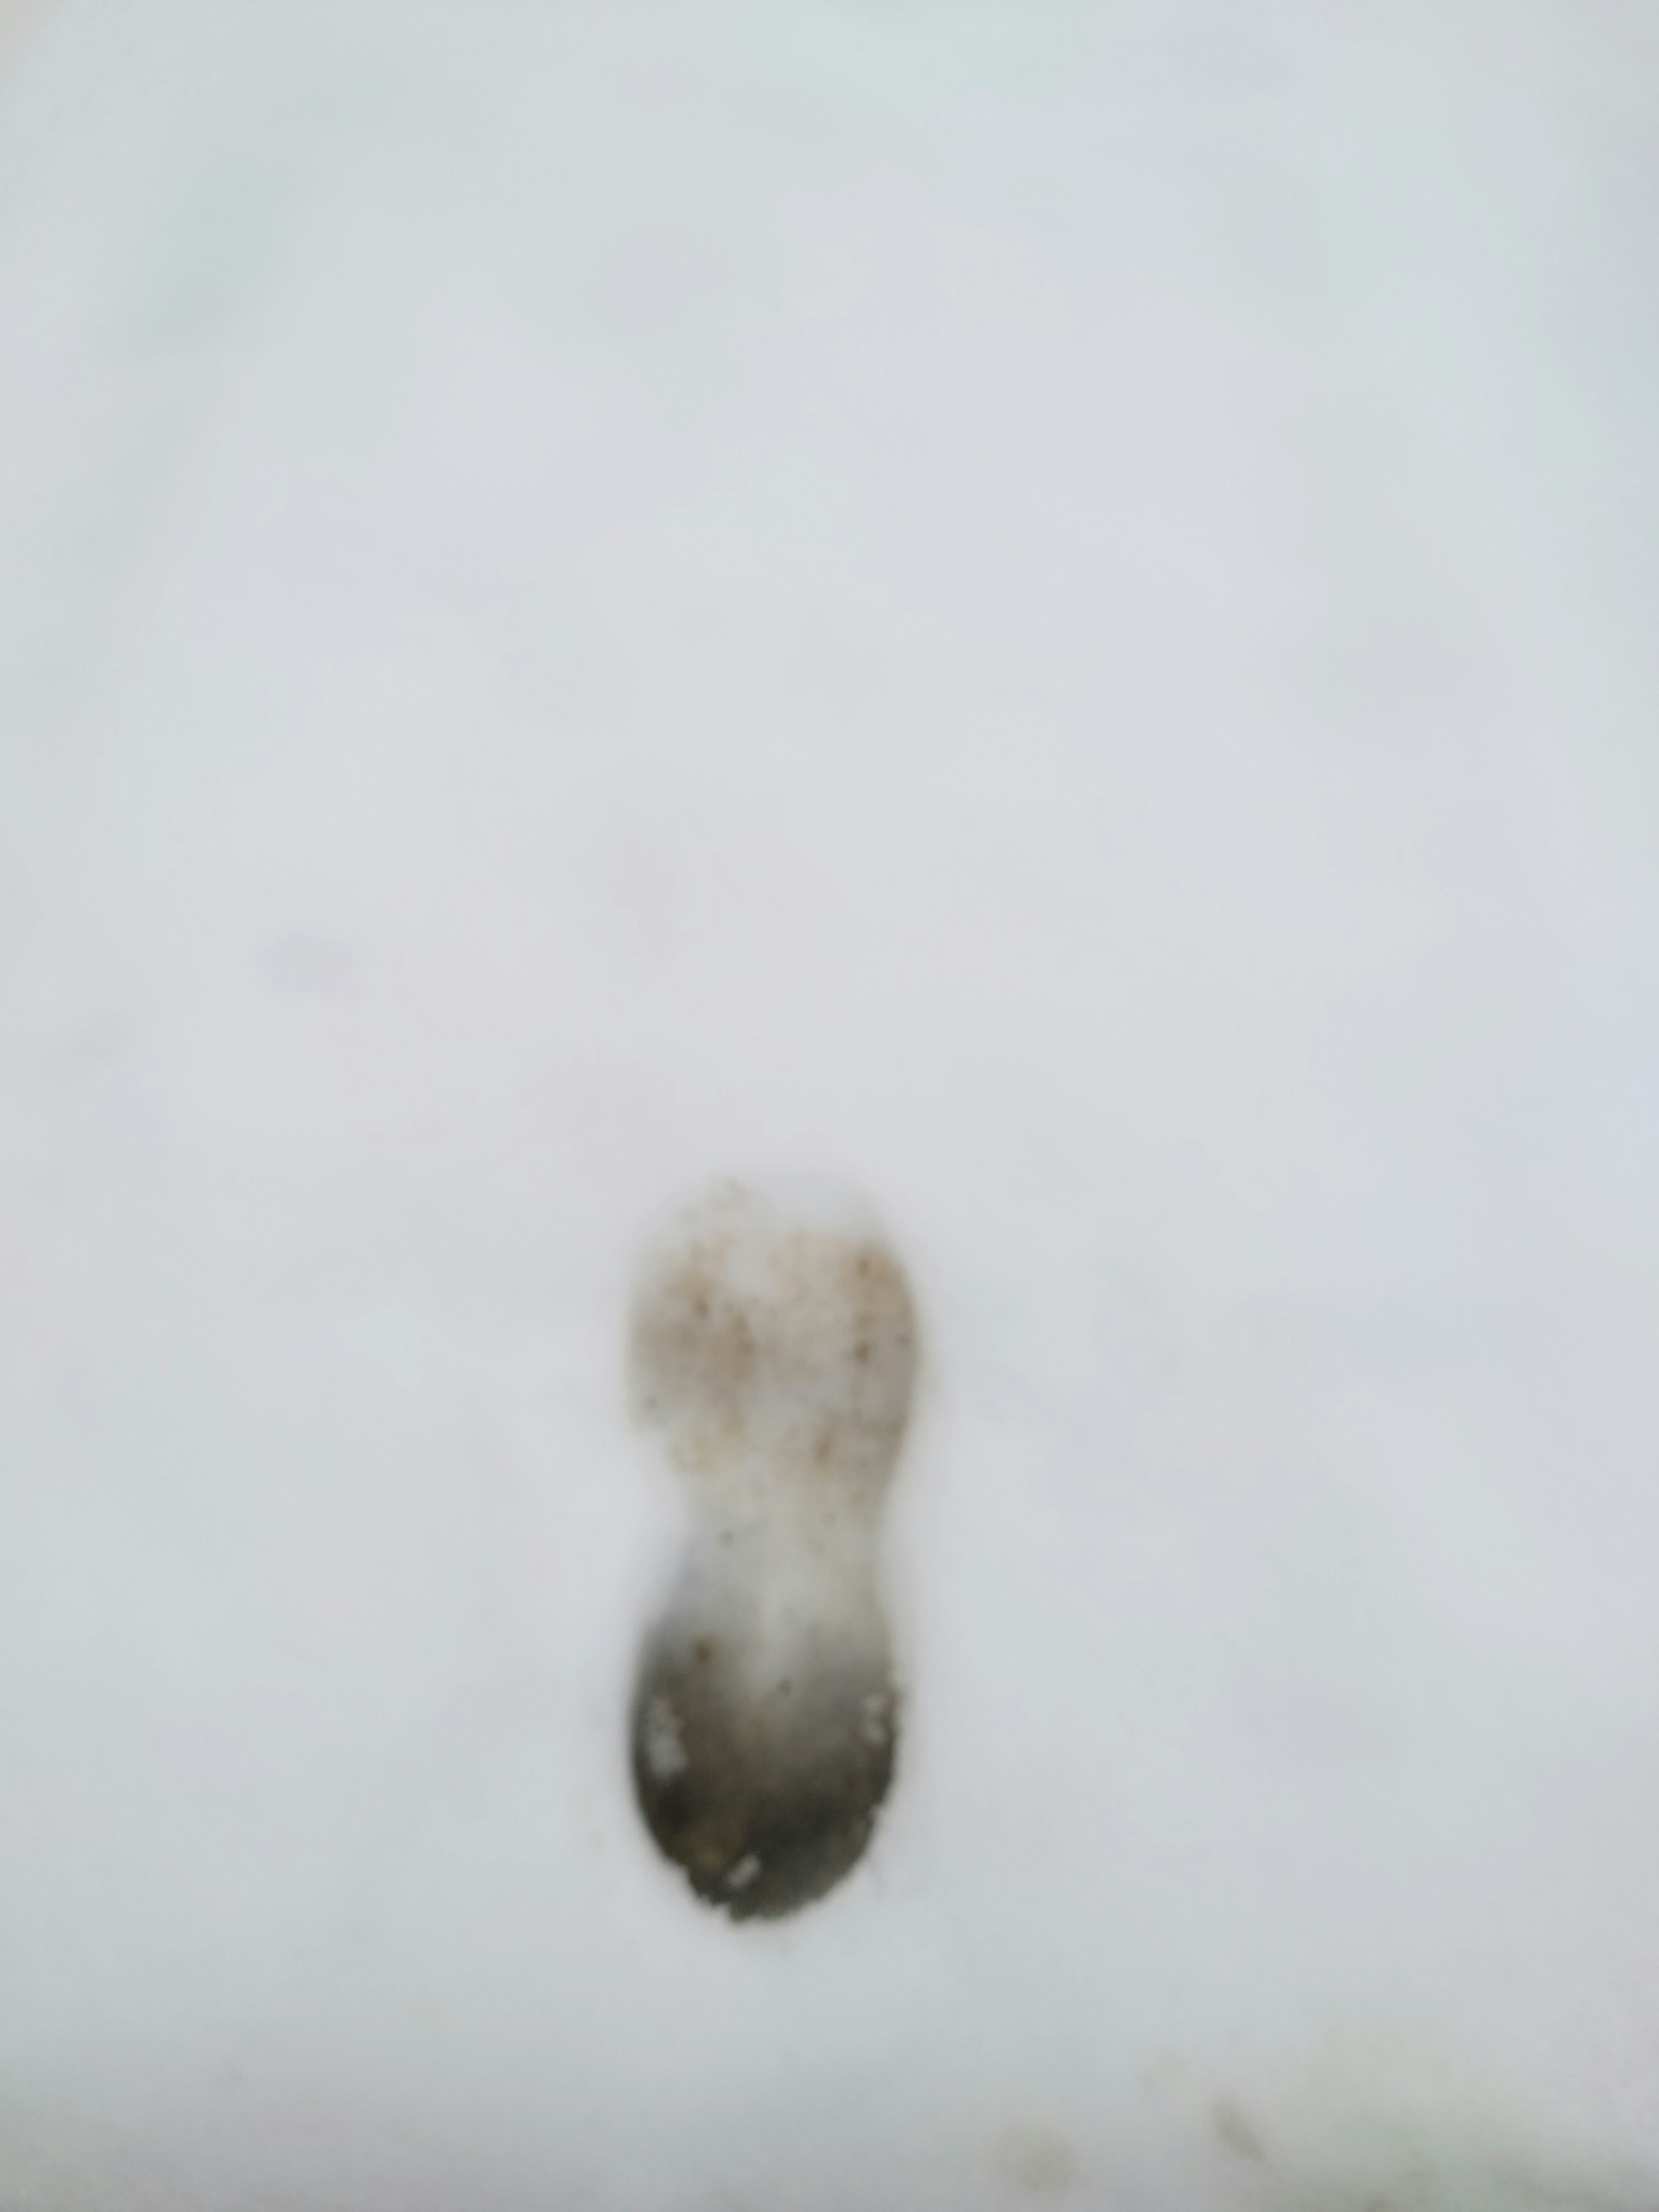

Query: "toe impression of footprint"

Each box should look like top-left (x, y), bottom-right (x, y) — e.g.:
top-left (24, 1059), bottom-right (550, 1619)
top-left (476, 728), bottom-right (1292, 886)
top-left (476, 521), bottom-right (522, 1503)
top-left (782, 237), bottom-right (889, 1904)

top-left (628, 1181), bottom-right (918, 1921)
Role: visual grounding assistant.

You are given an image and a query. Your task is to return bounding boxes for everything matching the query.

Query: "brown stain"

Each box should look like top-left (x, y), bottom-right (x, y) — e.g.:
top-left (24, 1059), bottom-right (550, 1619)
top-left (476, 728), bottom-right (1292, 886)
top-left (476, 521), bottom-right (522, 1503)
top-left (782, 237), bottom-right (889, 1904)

top-left (627, 1181), bottom-right (918, 1920)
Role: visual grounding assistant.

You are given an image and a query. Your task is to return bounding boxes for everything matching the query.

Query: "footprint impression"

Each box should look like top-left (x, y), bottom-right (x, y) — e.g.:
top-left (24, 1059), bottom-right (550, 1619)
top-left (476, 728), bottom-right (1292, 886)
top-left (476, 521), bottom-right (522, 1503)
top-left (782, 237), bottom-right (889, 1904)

top-left (628, 1182), bottom-right (918, 1920)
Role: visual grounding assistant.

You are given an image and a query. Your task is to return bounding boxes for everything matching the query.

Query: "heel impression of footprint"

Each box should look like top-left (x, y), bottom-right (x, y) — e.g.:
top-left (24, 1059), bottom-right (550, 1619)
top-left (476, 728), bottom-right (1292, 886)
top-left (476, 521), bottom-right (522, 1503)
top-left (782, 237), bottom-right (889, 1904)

top-left (628, 1181), bottom-right (918, 1922)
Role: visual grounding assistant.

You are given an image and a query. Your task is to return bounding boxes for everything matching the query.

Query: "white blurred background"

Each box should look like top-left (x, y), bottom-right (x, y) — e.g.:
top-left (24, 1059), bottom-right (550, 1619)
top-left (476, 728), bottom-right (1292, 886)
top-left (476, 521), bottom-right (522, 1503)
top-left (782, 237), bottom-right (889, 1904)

top-left (1, 3), bottom-right (1657, 2206)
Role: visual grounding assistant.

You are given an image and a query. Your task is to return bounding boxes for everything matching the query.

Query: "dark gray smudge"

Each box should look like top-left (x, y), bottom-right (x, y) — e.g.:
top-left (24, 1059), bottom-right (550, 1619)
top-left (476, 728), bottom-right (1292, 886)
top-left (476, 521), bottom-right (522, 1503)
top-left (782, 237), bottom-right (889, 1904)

top-left (627, 1181), bottom-right (917, 1921)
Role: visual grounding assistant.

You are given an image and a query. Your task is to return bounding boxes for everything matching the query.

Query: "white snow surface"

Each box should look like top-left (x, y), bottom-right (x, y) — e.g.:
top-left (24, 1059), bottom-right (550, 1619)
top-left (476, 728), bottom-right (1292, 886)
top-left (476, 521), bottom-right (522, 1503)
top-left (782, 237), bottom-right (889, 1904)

top-left (1, 2), bottom-right (1658, 2207)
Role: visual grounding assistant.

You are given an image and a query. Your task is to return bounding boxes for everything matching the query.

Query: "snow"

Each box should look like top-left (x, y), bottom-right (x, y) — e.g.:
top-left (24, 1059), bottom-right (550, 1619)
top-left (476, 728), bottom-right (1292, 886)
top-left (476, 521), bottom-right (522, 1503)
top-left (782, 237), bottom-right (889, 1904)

top-left (1, 1), bottom-right (1657, 2206)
